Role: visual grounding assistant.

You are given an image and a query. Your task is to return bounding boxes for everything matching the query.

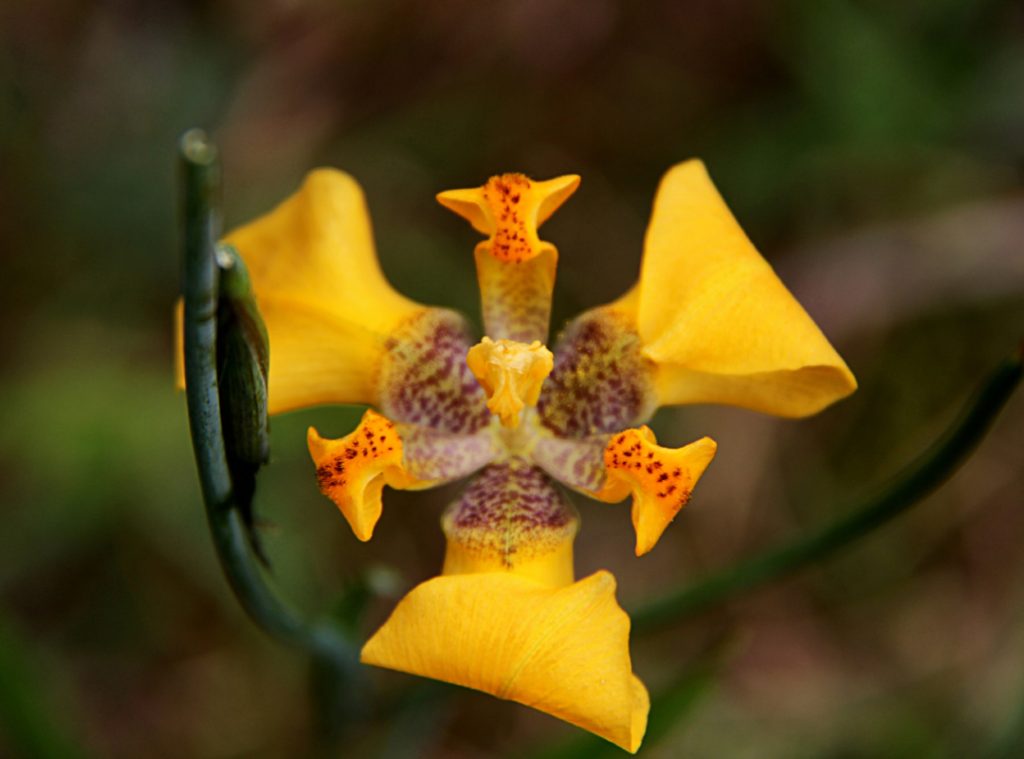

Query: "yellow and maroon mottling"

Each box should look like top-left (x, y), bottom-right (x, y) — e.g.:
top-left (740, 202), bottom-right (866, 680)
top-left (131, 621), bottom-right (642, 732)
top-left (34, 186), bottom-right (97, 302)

top-left (538, 307), bottom-right (656, 438)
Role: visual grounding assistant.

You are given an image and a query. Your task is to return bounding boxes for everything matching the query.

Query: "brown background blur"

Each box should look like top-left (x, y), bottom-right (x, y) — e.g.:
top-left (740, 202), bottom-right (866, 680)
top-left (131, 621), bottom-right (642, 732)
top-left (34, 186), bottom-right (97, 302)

top-left (1, 1), bottom-right (1023, 757)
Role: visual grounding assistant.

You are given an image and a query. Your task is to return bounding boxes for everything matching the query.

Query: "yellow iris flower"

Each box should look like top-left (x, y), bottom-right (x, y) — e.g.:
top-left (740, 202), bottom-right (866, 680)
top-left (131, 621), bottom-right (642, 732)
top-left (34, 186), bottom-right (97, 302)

top-left (197, 160), bottom-right (855, 752)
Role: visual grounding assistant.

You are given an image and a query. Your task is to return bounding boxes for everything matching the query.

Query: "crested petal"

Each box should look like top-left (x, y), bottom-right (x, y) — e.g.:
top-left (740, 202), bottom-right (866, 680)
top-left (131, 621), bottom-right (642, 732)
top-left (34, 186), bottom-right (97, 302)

top-left (438, 173), bottom-right (579, 343)
top-left (593, 427), bottom-right (717, 556)
top-left (308, 409), bottom-right (421, 541)
top-left (361, 571), bottom-right (649, 753)
top-left (631, 160), bottom-right (856, 417)
top-left (309, 410), bottom-right (499, 542)
top-left (224, 168), bottom-right (426, 413)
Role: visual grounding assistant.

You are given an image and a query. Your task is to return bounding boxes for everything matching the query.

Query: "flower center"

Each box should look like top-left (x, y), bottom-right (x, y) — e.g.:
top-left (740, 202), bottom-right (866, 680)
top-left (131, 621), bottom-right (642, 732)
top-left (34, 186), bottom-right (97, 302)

top-left (466, 337), bottom-right (553, 429)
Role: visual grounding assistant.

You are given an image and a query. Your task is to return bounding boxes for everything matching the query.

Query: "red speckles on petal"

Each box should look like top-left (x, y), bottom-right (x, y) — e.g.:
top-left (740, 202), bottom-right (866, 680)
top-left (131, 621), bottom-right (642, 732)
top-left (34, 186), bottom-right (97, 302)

top-left (596, 428), bottom-right (717, 556)
top-left (482, 175), bottom-right (536, 264)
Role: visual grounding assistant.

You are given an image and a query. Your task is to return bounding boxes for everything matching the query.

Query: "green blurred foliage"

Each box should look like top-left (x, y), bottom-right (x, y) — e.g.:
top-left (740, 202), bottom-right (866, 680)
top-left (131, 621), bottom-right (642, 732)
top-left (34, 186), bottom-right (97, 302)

top-left (1, 0), bottom-right (1023, 757)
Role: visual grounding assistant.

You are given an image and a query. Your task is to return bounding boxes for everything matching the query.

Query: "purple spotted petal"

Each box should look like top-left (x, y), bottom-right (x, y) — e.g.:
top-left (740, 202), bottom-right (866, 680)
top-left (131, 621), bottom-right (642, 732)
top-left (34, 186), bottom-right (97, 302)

top-left (532, 434), bottom-right (608, 494)
top-left (399, 424), bottom-right (499, 482)
top-left (378, 309), bottom-right (491, 434)
top-left (537, 307), bottom-right (657, 438)
top-left (443, 458), bottom-right (578, 569)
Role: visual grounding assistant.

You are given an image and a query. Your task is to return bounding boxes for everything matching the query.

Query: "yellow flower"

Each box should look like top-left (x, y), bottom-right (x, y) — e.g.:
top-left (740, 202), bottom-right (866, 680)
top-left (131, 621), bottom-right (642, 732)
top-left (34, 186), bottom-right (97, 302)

top-left (190, 161), bottom-right (855, 752)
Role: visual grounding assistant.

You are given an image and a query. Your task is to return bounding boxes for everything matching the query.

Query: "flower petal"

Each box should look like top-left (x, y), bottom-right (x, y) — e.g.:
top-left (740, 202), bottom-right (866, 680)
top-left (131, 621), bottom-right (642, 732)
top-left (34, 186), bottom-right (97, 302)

top-left (361, 571), bottom-right (649, 753)
top-left (594, 427), bottom-right (717, 556)
top-left (442, 459), bottom-right (578, 588)
top-left (532, 433), bottom-right (609, 494)
top-left (537, 305), bottom-right (657, 438)
top-left (398, 424), bottom-right (500, 483)
top-left (632, 160), bottom-right (857, 417)
top-left (308, 409), bottom-right (422, 541)
top-left (438, 173), bottom-right (579, 343)
top-left (377, 309), bottom-right (492, 434)
top-left (224, 169), bottom-right (426, 413)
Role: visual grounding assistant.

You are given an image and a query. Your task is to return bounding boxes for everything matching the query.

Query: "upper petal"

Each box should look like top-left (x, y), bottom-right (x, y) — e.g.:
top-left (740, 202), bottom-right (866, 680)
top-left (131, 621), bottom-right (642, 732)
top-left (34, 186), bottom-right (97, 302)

top-left (225, 169), bottom-right (426, 413)
top-left (376, 309), bottom-right (492, 434)
top-left (630, 160), bottom-right (857, 417)
top-left (438, 173), bottom-right (579, 344)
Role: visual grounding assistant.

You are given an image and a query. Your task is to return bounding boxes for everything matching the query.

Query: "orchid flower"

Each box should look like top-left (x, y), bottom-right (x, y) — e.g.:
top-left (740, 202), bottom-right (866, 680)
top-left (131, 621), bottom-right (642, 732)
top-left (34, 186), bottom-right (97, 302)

top-left (209, 160), bottom-right (855, 752)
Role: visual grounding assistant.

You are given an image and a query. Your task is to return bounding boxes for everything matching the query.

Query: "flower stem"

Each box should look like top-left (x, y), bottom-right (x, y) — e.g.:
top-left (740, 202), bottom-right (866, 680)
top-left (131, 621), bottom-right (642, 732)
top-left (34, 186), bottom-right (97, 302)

top-left (179, 129), bottom-right (357, 689)
top-left (632, 346), bottom-right (1023, 633)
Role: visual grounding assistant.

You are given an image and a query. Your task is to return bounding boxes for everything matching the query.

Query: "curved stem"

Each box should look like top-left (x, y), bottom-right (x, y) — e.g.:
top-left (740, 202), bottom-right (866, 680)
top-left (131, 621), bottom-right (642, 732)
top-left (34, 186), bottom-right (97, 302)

top-left (179, 129), bottom-right (354, 671)
top-left (632, 347), bottom-right (1023, 634)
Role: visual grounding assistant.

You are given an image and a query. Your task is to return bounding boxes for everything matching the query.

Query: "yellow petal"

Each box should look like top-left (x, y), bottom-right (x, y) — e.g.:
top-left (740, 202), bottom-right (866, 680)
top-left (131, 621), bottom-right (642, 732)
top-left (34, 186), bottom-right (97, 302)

top-left (307, 409), bottom-right (422, 541)
top-left (361, 571), bottom-right (649, 753)
top-left (473, 248), bottom-right (557, 343)
top-left (438, 173), bottom-right (579, 343)
top-left (226, 169), bottom-right (425, 413)
top-left (594, 427), bottom-right (717, 556)
top-left (437, 173), bottom-right (580, 261)
top-left (631, 160), bottom-right (856, 417)
top-left (466, 337), bottom-right (554, 428)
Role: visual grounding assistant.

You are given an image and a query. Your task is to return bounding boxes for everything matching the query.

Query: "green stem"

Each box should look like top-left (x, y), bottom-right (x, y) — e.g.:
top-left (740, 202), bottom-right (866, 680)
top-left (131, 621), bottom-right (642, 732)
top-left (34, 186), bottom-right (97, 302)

top-left (179, 129), bottom-right (354, 672)
top-left (632, 347), bottom-right (1023, 634)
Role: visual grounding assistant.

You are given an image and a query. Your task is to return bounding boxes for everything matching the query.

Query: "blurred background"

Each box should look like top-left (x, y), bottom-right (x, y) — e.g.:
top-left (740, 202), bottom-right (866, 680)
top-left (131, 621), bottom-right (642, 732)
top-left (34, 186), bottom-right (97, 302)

top-left (2, 0), bottom-right (1023, 757)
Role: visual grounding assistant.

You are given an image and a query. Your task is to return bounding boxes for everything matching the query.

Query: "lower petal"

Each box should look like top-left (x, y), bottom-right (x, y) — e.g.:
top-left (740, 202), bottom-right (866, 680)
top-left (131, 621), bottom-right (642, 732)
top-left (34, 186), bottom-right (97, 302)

top-left (361, 571), bottom-right (649, 753)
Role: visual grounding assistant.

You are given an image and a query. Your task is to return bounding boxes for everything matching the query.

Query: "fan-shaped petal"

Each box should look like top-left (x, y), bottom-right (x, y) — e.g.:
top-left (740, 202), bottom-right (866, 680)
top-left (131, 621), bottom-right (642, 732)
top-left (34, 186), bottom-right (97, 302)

top-left (361, 571), bottom-right (649, 753)
top-left (631, 160), bottom-right (856, 417)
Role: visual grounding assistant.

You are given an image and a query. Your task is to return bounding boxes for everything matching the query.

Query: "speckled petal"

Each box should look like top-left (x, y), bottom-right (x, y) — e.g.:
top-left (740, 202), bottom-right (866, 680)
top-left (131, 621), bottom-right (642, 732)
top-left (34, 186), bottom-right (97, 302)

top-left (377, 309), bottom-right (492, 434)
top-left (537, 306), bottom-right (658, 438)
top-left (438, 173), bottom-right (579, 343)
top-left (308, 409), bottom-right (421, 541)
top-left (532, 433), bottom-right (610, 494)
top-left (442, 459), bottom-right (578, 587)
top-left (398, 424), bottom-right (499, 483)
top-left (594, 427), bottom-right (717, 556)
top-left (310, 411), bottom-right (499, 541)
top-left (361, 570), bottom-right (649, 753)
